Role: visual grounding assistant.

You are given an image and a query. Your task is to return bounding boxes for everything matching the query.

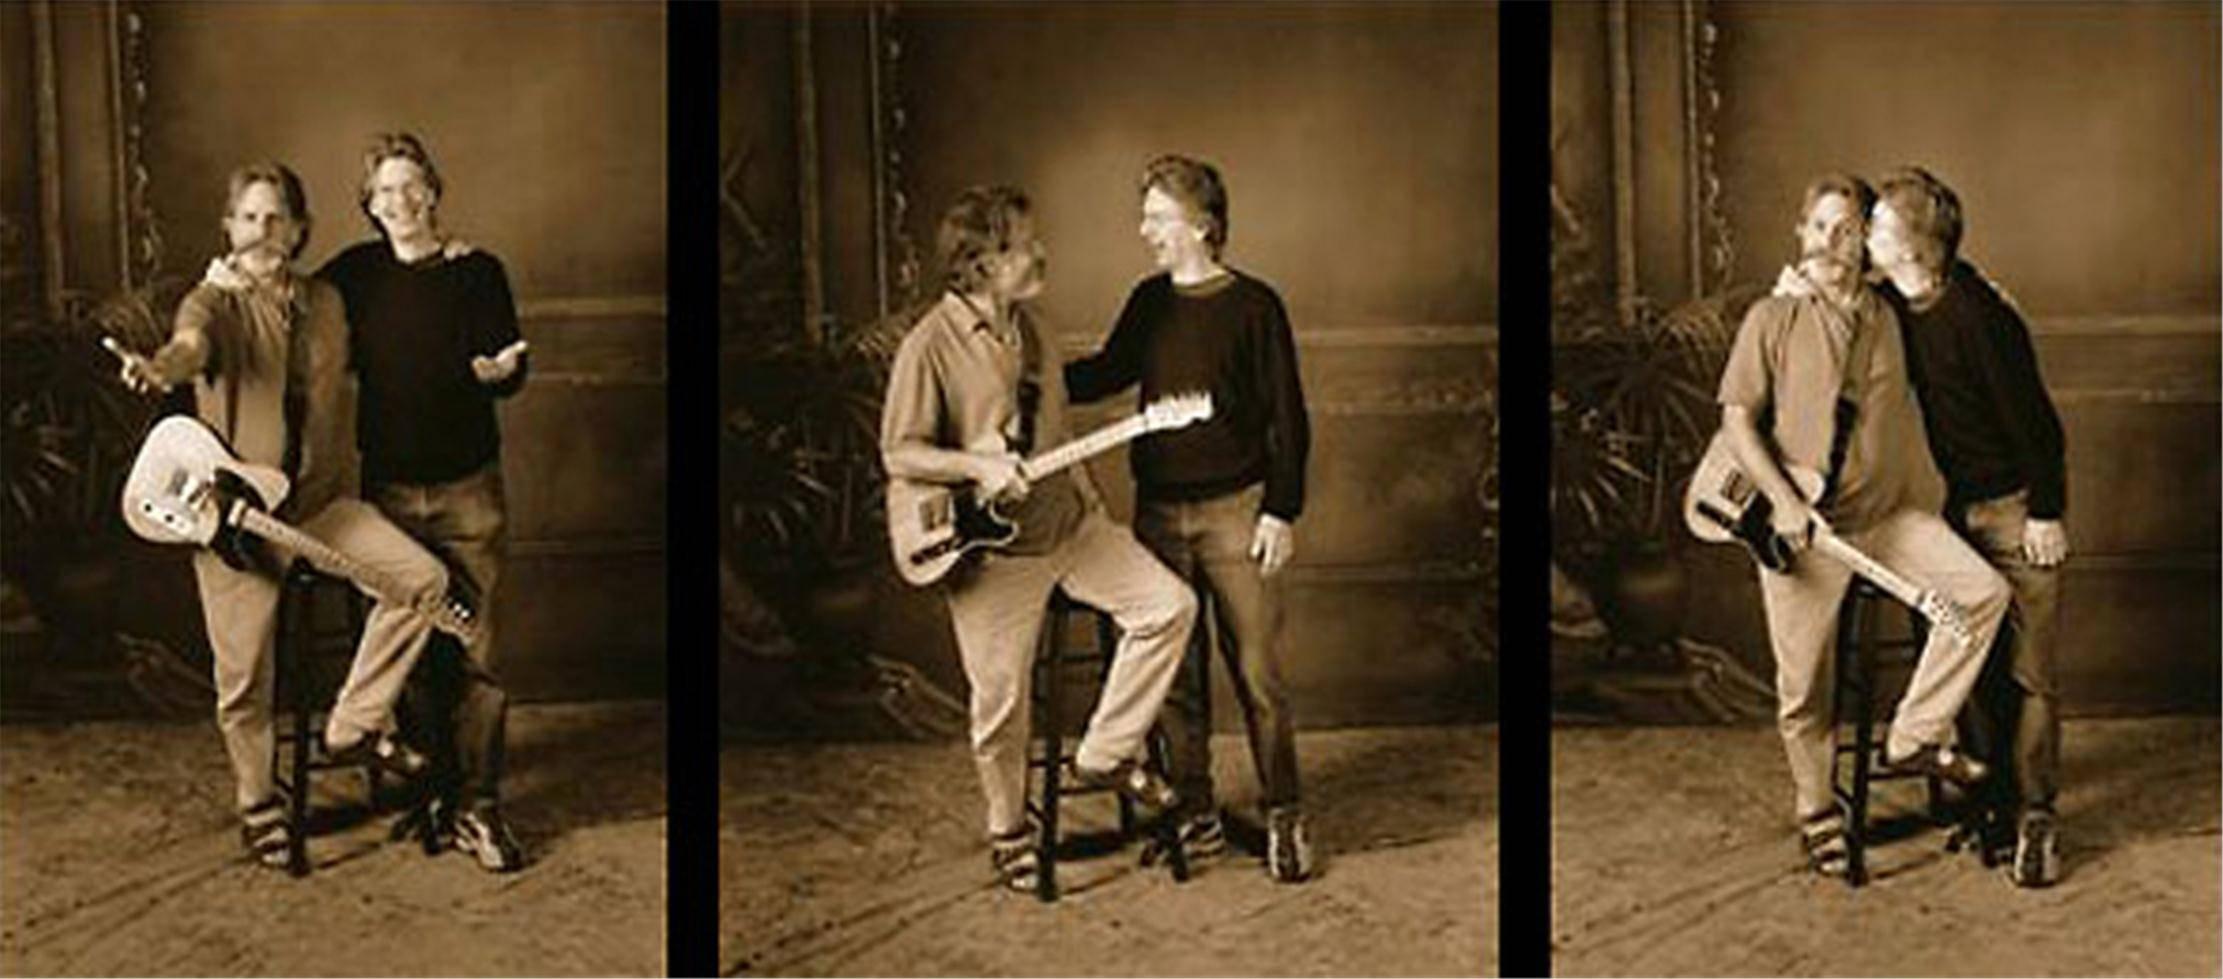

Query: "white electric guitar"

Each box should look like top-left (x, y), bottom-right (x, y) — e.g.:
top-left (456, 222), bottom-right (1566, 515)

top-left (121, 415), bottom-right (480, 641)
top-left (1683, 430), bottom-right (1974, 646)
top-left (886, 392), bottom-right (1213, 586)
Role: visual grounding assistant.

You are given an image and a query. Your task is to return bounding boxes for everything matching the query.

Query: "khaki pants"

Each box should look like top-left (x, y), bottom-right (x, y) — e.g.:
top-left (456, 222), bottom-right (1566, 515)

top-left (192, 497), bottom-right (449, 813)
top-left (1758, 507), bottom-right (2011, 819)
top-left (945, 510), bottom-right (1197, 838)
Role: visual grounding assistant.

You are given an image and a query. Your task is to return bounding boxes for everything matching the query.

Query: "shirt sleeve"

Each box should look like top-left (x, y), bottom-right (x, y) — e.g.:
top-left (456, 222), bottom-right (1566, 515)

top-left (167, 287), bottom-right (222, 381)
top-left (1961, 268), bottom-right (2068, 518)
top-left (1717, 298), bottom-right (1781, 414)
top-left (473, 255), bottom-right (528, 400)
top-left (1255, 287), bottom-right (1310, 522)
top-left (1063, 283), bottom-right (1148, 404)
top-left (879, 325), bottom-right (944, 462)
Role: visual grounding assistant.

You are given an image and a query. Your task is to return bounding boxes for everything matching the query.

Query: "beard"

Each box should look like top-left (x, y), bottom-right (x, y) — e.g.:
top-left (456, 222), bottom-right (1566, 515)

top-left (1798, 247), bottom-right (1860, 285)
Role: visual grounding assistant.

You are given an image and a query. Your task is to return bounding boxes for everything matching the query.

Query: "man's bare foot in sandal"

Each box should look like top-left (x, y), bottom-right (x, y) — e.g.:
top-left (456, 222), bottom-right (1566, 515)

top-left (1799, 806), bottom-right (1851, 879)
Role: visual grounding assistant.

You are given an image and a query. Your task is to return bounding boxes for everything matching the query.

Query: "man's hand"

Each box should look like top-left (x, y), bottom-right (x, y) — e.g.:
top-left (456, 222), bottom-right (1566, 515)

top-left (1772, 265), bottom-right (1818, 299)
top-left (970, 451), bottom-right (1030, 504)
top-left (201, 256), bottom-right (252, 292)
top-left (104, 336), bottom-right (179, 395)
top-left (1770, 496), bottom-right (1819, 556)
top-left (441, 237), bottom-right (476, 260)
top-left (470, 339), bottom-right (529, 384)
top-left (2023, 518), bottom-right (2069, 568)
top-left (1251, 513), bottom-right (1295, 577)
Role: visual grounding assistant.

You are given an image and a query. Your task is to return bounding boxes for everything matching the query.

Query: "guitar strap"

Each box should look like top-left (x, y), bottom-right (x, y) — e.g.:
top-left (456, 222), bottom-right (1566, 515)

top-left (1817, 296), bottom-right (1880, 510)
top-left (1015, 313), bottom-right (1041, 457)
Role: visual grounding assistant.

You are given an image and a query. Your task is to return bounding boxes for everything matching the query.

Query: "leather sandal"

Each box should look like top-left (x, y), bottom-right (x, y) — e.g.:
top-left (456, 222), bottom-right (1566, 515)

top-left (240, 799), bottom-right (293, 870)
top-left (988, 824), bottom-right (1040, 893)
top-left (1799, 806), bottom-right (1850, 879)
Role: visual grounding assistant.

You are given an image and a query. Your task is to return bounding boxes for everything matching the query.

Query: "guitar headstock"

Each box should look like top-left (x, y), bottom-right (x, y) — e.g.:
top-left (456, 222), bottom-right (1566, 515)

top-left (1141, 392), bottom-right (1214, 432)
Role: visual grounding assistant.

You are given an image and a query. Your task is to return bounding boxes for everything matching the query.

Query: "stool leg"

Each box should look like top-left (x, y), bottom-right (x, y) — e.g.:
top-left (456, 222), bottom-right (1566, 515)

top-left (1149, 725), bottom-right (1189, 882)
top-left (1037, 609), bottom-right (1062, 903)
top-left (283, 578), bottom-right (312, 877)
top-left (1845, 596), bottom-right (1874, 888)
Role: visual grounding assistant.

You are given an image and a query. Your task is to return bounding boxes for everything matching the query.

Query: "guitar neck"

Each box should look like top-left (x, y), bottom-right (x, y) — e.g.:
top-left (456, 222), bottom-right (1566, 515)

top-left (235, 507), bottom-right (410, 603)
top-left (1019, 414), bottom-right (1150, 481)
top-left (1814, 531), bottom-right (1925, 608)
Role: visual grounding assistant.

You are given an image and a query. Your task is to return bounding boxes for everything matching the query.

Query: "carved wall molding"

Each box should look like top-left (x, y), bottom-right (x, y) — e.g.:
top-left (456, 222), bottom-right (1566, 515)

top-left (870, 1), bottom-right (920, 316)
top-left (26, 0), bottom-right (162, 317)
top-left (1687, 0), bottom-right (1731, 294)
top-left (1070, 323), bottom-right (1498, 350)
top-left (1606, 0), bottom-right (1637, 325)
top-left (1593, 0), bottom-right (1728, 320)
top-left (792, 3), bottom-right (825, 344)
top-left (517, 295), bottom-right (669, 320)
top-left (113, 1), bottom-right (159, 287)
top-left (31, 1), bottom-right (64, 319)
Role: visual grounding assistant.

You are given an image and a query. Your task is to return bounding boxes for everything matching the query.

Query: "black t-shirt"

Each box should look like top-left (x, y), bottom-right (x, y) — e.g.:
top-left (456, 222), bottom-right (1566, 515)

top-left (1884, 261), bottom-right (2067, 518)
top-left (1065, 270), bottom-right (1310, 520)
top-left (318, 241), bottom-right (527, 485)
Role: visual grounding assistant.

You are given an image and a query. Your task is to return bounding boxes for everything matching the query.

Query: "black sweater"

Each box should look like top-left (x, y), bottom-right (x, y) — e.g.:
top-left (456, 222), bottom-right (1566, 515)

top-left (319, 241), bottom-right (527, 485)
top-left (1885, 261), bottom-right (2067, 518)
top-left (1065, 271), bottom-right (1310, 520)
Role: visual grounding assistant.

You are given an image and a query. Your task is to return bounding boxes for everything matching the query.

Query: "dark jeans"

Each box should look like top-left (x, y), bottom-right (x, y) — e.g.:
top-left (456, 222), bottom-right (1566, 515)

top-left (373, 462), bottom-right (510, 808)
top-left (1134, 483), bottom-right (1302, 816)
top-left (1950, 490), bottom-right (2062, 811)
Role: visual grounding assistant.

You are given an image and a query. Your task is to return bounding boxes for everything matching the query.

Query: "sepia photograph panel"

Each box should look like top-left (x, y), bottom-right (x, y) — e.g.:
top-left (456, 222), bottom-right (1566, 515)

top-left (0, 2), bottom-right (669, 975)
top-left (1548, 2), bottom-right (2220, 976)
top-left (722, 1), bottom-right (1499, 975)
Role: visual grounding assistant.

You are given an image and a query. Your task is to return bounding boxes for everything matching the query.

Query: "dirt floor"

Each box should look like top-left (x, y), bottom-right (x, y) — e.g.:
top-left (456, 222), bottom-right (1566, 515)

top-left (0, 700), bottom-right (668, 977)
top-left (722, 725), bottom-right (1497, 977)
top-left (1552, 715), bottom-right (2221, 977)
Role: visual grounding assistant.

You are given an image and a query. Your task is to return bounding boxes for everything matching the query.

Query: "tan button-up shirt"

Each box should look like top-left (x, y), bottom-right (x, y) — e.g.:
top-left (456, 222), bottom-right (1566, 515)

top-left (177, 272), bottom-right (351, 522)
top-left (880, 292), bottom-right (1095, 554)
top-left (1717, 273), bottom-right (1942, 533)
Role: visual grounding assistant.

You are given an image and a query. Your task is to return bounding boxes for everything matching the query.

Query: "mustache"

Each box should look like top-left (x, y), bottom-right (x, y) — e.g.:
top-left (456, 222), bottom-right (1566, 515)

top-left (228, 237), bottom-right (291, 261)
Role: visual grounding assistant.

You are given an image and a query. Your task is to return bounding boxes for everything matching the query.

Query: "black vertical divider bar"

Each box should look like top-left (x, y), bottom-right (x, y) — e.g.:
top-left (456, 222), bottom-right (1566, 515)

top-left (1498, 4), bottom-right (1554, 976)
top-left (667, 2), bottom-right (720, 975)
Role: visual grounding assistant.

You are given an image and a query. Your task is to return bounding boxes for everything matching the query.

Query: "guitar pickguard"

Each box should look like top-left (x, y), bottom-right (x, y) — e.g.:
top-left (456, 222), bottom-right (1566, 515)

top-left (208, 469), bottom-right (272, 572)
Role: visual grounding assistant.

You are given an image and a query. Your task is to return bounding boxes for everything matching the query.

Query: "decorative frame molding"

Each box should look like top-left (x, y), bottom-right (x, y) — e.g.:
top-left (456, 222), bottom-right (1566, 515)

top-left (1599, 0), bottom-right (1730, 318)
top-left (112, 1), bottom-right (159, 289)
top-left (1685, 0), bottom-right (1731, 294)
top-left (26, 0), bottom-right (161, 318)
top-left (31, 1), bottom-right (65, 319)
top-left (792, 2), bottom-right (825, 345)
top-left (868, 1), bottom-right (920, 317)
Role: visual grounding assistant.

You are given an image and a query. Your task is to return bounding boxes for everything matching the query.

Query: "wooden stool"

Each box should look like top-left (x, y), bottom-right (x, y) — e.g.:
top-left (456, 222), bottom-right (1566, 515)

top-left (1025, 589), bottom-right (1189, 902)
top-left (271, 560), bottom-right (383, 877)
top-left (1829, 579), bottom-right (1945, 887)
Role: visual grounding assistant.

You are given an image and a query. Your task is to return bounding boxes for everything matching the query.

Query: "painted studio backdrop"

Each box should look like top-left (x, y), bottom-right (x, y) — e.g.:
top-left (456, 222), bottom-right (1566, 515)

top-left (1549, 1), bottom-right (2220, 721)
top-left (1, 3), bottom-right (669, 974)
top-left (723, 4), bottom-right (1499, 974)
top-left (1545, 5), bottom-right (2218, 975)
top-left (1, 2), bottom-right (670, 714)
top-left (725, 1), bottom-right (1500, 740)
